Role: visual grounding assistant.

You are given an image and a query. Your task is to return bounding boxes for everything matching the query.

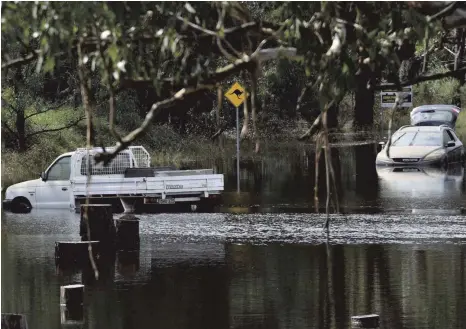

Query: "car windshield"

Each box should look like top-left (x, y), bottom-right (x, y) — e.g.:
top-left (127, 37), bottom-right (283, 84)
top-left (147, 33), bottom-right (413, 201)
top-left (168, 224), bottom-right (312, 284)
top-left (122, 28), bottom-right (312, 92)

top-left (391, 131), bottom-right (441, 146)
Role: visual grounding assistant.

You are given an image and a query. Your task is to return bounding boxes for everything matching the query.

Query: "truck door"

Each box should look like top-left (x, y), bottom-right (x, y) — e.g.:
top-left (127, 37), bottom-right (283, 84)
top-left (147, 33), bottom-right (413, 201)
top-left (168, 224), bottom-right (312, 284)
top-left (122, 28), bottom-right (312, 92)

top-left (35, 156), bottom-right (72, 208)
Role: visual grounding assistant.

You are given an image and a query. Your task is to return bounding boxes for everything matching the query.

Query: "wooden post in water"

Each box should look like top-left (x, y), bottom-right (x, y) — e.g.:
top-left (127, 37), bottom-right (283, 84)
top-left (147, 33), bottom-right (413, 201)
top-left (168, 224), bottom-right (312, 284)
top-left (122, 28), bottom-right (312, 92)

top-left (60, 284), bottom-right (84, 325)
top-left (55, 241), bottom-right (100, 270)
top-left (1, 314), bottom-right (28, 329)
top-left (351, 314), bottom-right (380, 328)
top-left (80, 204), bottom-right (115, 246)
top-left (115, 214), bottom-right (140, 251)
top-left (117, 250), bottom-right (140, 277)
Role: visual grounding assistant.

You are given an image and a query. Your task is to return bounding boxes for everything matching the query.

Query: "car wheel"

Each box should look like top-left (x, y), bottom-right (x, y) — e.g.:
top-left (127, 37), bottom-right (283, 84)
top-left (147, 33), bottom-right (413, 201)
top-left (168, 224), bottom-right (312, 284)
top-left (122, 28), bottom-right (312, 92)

top-left (11, 197), bottom-right (32, 213)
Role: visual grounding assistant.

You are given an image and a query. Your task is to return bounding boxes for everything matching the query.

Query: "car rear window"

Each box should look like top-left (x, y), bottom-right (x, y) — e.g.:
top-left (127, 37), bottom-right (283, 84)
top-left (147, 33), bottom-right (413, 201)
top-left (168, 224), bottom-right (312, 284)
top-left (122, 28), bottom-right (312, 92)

top-left (391, 131), bottom-right (441, 146)
top-left (412, 111), bottom-right (453, 122)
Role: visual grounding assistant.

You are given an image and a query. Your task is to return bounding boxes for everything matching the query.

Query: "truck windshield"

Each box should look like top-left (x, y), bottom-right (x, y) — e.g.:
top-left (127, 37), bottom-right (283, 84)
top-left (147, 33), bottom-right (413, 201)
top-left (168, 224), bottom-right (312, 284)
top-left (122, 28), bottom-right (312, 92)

top-left (391, 131), bottom-right (441, 146)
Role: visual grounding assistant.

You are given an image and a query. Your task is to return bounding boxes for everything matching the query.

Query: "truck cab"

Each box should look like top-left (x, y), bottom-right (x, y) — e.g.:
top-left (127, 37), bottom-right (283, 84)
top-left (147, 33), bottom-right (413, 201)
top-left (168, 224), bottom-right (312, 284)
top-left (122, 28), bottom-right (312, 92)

top-left (3, 151), bottom-right (75, 212)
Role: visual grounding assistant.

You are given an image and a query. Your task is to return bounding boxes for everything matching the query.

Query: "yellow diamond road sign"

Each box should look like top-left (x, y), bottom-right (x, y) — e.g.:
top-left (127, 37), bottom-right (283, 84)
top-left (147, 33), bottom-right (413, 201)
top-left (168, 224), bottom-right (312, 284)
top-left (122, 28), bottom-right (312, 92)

top-left (225, 82), bottom-right (246, 108)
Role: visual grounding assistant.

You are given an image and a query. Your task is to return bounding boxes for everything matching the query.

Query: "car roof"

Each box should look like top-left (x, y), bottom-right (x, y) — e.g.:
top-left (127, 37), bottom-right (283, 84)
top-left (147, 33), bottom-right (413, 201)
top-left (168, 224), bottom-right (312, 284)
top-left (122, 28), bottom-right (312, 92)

top-left (396, 125), bottom-right (452, 133)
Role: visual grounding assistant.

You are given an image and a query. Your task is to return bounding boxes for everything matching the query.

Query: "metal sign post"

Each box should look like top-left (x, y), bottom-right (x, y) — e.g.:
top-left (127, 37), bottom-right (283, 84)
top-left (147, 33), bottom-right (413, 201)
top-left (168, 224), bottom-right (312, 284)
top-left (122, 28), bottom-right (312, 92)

top-left (380, 85), bottom-right (413, 140)
top-left (225, 82), bottom-right (247, 194)
top-left (236, 106), bottom-right (240, 193)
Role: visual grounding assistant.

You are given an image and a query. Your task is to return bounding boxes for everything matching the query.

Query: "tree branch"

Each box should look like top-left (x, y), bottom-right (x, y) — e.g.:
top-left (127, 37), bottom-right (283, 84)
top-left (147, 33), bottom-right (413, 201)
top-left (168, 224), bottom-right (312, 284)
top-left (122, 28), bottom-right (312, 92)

top-left (376, 66), bottom-right (466, 90)
top-left (1, 97), bottom-right (19, 113)
top-left (1, 51), bottom-right (39, 70)
top-left (250, 67), bottom-right (260, 153)
top-left (176, 14), bottom-right (218, 36)
top-left (1, 121), bottom-right (18, 138)
top-left (24, 100), bottom-right (70, 120)
top-left (94, 86), bottom-right (214, 165)
top-left (119, 46), bottom-right (299, 93)
top-left (211, 126), bottom-right (227, 140)
top-left (298, 114), bottom-right (322, 140)
top-left (94, 55), bottom-right (256, 165)
top-left (1, 50), bottom-right (66, 70)
top-left (427, 1), bottom-right (459, 22)
top-left (26, 116), bottom-right (85, 138)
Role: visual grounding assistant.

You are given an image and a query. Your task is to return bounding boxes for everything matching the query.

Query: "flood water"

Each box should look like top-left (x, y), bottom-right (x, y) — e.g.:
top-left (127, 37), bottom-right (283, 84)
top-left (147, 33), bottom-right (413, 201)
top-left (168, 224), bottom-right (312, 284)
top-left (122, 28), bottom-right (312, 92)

top-left (2, 142), bottom-right (466, 329)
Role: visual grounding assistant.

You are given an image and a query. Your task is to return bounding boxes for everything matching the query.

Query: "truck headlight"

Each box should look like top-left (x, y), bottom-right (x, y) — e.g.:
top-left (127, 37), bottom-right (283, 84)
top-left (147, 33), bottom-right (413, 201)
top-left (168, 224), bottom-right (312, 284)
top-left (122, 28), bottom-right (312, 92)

top-left (423, 149), bottom-right (446, 161)
top-left (5, 187), bottom-right (13, 200)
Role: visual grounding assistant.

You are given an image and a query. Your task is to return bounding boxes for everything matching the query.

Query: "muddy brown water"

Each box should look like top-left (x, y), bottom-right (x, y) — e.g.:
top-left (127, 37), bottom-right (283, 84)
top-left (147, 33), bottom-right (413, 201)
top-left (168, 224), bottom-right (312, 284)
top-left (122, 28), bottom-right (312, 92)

top-left (2, 143), bottom-right (466, 329)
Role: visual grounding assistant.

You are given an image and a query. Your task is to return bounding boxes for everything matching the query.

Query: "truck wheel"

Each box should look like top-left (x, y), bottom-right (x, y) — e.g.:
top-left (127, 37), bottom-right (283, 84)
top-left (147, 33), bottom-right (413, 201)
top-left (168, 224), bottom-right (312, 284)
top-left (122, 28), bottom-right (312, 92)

top-left (11, 197), bottom-right (32, 213)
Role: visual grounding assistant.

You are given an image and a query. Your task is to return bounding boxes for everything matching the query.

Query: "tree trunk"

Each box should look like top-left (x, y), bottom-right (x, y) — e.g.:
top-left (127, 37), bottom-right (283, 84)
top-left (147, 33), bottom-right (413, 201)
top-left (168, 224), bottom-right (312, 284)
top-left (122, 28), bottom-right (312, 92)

top-left (13, 68), bottom-right (27, 152)
top-left (353, 67), bottom-right (375, 131)
top-left (327, 103), bottom-right (339, 131)
top-left (451, 28), bottom-right (465, 108)
top-left (16, 109), bottom-right (26, 151)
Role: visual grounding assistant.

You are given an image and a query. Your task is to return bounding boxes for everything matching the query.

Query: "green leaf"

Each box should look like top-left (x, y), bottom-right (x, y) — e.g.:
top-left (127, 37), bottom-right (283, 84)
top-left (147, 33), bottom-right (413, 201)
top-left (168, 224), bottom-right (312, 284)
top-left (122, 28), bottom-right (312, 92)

top-left (305, 66), bottom-right (311, 77)
top-left (107, 43), bottom-right (118, 63)
top-left (342, 63), bottom-right (349, 74)
top-left (218, 27), bottom-right (224, 39)
top-left (43, 56), bottom-right (55, 73)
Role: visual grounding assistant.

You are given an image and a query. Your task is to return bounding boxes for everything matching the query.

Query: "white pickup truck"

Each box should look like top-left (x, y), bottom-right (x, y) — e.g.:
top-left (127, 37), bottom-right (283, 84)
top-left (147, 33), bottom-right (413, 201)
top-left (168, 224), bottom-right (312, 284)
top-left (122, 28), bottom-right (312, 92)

top-left (3, 146), bottom-right (224, 213)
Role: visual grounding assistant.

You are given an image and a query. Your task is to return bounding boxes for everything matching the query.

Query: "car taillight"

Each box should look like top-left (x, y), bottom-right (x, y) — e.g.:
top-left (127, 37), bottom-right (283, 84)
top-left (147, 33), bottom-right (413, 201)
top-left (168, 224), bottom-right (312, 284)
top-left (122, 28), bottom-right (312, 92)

top-left (452, 107), bottom-right (460, 114)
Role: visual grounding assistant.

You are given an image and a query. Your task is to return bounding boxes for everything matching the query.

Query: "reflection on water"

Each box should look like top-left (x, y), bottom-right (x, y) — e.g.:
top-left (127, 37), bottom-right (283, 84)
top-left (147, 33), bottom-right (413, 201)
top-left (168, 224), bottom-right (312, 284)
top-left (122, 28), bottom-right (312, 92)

top-left (208, 143), bottom-right (465, 213)
top-left (377, 165), bottom-right (465, 213)
top-left (2, 143), bottom-right (466, 329)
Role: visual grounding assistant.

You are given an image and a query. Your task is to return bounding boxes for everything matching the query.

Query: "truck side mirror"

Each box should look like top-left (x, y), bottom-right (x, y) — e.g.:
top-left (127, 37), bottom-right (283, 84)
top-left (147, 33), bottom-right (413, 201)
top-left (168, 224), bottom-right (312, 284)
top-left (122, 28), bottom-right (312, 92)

top-left (40, 172), bottom-right (46, 181)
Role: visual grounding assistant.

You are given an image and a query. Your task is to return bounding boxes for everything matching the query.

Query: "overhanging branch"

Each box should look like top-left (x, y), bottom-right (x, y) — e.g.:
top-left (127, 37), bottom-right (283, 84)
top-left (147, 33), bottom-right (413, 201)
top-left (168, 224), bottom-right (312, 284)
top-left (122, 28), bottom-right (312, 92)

top-left (1, 50), bottom-right (67, 70)
top-left (1, 51), bottom-right (39, 70)
top-left (376, 66), bottom-right (466, 90)
top-left (119, 46), bottom-right (299, 91)
top-left (94, 55), bottom-right (257, 165)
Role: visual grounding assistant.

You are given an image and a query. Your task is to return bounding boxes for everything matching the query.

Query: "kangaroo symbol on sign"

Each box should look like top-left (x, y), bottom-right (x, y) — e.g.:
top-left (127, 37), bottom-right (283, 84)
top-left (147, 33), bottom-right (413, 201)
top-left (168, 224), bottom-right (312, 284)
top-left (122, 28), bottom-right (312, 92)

top-left (229, 89), bottom-right (244, 99)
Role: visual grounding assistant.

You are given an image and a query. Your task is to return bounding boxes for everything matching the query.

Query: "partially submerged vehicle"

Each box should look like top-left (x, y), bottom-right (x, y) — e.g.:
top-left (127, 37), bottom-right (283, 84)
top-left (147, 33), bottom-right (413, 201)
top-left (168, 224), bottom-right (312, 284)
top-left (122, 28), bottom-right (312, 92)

top-left (376, 105), bottom-right (464, 167)
top-left (410, 104), bottom-right (460, 128)
top-left (3, 146), bottom-right (224, 213)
